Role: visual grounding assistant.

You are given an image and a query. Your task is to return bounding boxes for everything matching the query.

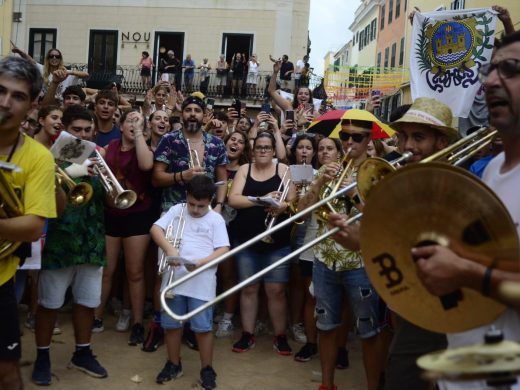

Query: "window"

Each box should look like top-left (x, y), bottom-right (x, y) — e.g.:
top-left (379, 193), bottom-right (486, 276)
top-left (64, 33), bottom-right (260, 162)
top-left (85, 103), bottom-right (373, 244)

top-left (405, 0), bottom-right (407, 10)
top-left (384, 47), bottom-right (389, 68)
top-left (389, 0), bottom-right (393, 23)
top-left (364, 25), bottom-right (370, 46)
top-left (359, 31), bottom-right (364, 50)
top-left (377, 52), bottom-right (382, 70)
top-left (450, 0), bottom-right (465, 10)
top-left (222, 33), bottom-right (254, 63)
top-left (371, 18), bottom-right (377, 41)
top-left (391, 43), bottom-right (396, 67)
top-left (28, 28), bottom-right (57, 64)
top-left (381, 5), bottom-right (385, 30)
top-left (396, 0), bottom-right (401, 18)
top-left (399, 37), bottom-right (405, 66)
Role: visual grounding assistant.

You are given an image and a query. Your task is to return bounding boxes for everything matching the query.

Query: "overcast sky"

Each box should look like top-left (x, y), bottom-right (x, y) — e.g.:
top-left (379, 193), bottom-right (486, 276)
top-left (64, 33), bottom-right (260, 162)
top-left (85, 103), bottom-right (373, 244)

top-left (308, 0), bottom-right (357, 76)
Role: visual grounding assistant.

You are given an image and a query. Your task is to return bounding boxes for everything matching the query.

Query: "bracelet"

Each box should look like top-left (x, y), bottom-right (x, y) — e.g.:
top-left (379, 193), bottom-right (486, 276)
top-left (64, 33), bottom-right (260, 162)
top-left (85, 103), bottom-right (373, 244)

top-left (172, 172), bottom-right (177, 185)
top-left (482, 266), bottom-right (494, 297)
top-left (180, 171), bottom-right (184, 182)
top-left (215, 201), bottom-right (224, 207)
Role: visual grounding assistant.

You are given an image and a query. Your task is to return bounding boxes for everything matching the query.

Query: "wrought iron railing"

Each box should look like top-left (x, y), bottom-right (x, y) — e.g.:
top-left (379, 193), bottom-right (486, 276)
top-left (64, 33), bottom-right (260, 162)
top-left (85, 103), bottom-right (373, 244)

top-left (67, 63), bottom-right (323, 101)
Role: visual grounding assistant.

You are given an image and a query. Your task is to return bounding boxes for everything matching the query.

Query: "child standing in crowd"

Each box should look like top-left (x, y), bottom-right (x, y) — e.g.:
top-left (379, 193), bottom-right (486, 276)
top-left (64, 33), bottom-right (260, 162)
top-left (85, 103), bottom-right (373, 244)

top-left (151, 175), bottom-right (229, 390)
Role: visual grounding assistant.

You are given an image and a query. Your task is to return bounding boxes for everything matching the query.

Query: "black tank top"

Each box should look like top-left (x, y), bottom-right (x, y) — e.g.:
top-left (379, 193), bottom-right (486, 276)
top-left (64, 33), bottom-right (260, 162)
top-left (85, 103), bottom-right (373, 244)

top-left (230, 163), bottom-right (291, 250)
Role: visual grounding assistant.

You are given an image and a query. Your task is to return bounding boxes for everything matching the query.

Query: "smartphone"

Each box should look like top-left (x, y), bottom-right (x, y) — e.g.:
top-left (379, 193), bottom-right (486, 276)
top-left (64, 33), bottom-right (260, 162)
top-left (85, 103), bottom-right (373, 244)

top-left (232, 98), bottom-right (241, 112)
top-left (286, 110), bottom-right (295, 122)
top-left (371, 90), bottom-right (381, 97)
top-left (206, 98), bottom-right (215, 110)
top-left (240, 101), bottom-right (247, 110)
top-left (261, 103), bottom-right (271, 113)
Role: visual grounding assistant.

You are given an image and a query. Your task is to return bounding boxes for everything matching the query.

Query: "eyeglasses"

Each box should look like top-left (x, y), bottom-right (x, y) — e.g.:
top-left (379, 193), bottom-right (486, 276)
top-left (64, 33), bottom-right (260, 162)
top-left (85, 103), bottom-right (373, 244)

top-left (48, 54), bottom-right (62, 59)
top-left (254, 145), bottom-right (273, 152)
top-left (479, 59), bottom-right (520, 82)
top-left (22, 118), bottom-right (39, 129)
top-left (339, 132), bottom-right (367, 143)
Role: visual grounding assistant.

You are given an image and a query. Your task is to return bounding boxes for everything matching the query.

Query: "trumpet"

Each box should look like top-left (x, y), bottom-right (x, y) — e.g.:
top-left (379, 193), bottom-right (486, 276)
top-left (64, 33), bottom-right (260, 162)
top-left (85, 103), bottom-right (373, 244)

top-left (187, 139), bottom-right (202, 169)
top-left (159, 203), bottom-right (187, 299)
top-left (92, 150), bottom-right (137, 209)
top-left (55, 165), bottom-right (93, 207)
top-left (262, 167), bottom-right (291, 244)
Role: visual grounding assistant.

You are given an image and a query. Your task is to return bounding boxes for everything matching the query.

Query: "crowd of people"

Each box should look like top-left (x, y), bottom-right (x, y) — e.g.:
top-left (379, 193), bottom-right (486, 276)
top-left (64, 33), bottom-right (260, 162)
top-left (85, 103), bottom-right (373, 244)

top-left (0, 5), bottom-right (519, 390)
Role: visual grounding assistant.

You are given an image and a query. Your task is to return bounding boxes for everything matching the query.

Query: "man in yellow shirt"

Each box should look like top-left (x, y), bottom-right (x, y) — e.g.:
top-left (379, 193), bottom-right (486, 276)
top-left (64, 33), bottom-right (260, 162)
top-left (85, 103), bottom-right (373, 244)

top-left (0, 56), bottom-right (56, 389)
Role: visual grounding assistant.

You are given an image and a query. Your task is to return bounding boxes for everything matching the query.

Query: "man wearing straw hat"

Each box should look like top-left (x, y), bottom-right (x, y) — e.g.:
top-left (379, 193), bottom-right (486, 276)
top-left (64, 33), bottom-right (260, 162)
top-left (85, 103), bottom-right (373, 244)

top-left (330, 96), bottom-right (459, 390)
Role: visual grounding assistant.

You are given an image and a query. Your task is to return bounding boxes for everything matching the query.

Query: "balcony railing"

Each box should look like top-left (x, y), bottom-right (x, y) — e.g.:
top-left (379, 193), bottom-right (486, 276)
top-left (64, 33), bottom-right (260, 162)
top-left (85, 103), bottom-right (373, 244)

top-left (68, 63), bottom-right (323, 103)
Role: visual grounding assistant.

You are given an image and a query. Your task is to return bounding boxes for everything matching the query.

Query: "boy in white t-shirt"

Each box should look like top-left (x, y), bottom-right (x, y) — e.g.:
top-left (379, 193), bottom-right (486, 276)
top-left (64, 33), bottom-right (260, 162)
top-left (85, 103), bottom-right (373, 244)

top-left (151, 175), bottom-right (229, 390)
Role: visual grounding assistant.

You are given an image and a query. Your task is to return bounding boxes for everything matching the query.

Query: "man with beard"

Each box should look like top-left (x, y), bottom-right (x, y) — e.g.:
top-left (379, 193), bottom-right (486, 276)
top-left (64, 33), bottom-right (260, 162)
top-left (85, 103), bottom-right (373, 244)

top-left (0, 56), bottom-right (56, 389)
top-left (150, 95), bottom-right (228, 350)
top-left (412, 31), bottom-right (520, 390)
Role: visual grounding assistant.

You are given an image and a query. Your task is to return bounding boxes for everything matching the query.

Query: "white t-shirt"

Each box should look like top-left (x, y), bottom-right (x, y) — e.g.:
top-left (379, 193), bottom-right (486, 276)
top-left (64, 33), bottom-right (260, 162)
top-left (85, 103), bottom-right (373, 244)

top-left (155, 204), bottom-right (230, 301)
top-left (440, 152), bottom-right (520, 390)
top-left (295, 59), bottom-right (305, 80)
top-left (248, 61), bottom-right (259, 75)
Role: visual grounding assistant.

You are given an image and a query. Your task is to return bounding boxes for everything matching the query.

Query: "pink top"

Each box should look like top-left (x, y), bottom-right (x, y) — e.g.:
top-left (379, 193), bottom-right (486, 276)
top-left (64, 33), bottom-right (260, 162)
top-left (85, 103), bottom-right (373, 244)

top-left (140, 57), bottom-right (153, 69)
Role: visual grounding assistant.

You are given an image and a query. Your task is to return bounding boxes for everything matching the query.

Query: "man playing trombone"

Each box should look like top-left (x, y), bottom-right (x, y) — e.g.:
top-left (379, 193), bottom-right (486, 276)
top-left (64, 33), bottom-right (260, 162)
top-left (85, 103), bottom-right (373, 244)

top-left (298, 120), bottom-right (381, 390)
top-left (0, 57), bottom-right (56, 390)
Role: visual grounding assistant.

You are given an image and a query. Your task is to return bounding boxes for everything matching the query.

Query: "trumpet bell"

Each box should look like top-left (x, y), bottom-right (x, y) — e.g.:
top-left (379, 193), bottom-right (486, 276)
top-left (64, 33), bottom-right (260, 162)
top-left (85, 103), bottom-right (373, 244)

top-left (110, 189), bottom-right (137, 209)
top-left (68, 182), bottom-right (94, 207)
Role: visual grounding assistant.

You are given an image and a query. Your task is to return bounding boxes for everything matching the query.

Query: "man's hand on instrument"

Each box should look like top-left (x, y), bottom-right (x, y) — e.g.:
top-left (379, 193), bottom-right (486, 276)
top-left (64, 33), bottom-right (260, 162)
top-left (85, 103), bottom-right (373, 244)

top-left (183, 166), bottom-right (205, 181)
top-left (328, 213), bottom-right (361, 251)
top-left (413, 245), bottom-right (469, 296)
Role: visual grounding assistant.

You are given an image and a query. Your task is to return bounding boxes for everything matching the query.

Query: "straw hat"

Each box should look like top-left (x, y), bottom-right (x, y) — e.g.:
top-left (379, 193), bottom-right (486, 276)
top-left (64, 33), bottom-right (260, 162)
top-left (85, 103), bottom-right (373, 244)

top-left (390, 97), bottom-right (458, 141)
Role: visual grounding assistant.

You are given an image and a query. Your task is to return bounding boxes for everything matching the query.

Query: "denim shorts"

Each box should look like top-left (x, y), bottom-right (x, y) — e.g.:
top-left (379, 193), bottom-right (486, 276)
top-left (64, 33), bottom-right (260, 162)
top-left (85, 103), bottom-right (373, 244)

top-left (313, 260), bottom-right (380, 338)
top-left (38, 264), bottom-right (102, 309)
top-left (234, 240), bottom-right (291, 284)
top-left (161, 295), bottom-right (213, 332)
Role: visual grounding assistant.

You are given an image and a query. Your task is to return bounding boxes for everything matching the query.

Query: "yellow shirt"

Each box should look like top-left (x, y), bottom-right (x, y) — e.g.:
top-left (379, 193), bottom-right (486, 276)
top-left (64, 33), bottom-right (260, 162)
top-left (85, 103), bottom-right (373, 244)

top-left (0, 134), bottom-right (56, 285)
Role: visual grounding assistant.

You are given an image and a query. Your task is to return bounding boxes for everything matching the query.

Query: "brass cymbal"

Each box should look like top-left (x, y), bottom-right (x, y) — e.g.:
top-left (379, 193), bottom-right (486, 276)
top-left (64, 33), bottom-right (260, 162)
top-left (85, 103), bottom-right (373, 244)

top-left (360, 162), bottom-right (519, 333)
top-left (417, 340), bottom-right (520, 380)
top-left (357, 157), bottom-right (396, 201)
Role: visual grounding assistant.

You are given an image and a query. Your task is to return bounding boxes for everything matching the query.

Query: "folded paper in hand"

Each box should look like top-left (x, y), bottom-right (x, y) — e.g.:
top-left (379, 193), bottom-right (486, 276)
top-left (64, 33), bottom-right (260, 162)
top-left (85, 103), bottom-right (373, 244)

top-left (50, 131), bottom-right (97, 164)
top-left (247, 195), bottom-right (281, 207)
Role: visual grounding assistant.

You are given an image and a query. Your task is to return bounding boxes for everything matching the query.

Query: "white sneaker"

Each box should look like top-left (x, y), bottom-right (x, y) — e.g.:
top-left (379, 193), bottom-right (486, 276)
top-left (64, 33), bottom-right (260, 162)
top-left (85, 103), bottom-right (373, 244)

top-left (215, 319), bottom-right (234, 338)
top-left (291, 323), bottom-right (307, 344)
top-left (116, 309), bottom-right (131, 332)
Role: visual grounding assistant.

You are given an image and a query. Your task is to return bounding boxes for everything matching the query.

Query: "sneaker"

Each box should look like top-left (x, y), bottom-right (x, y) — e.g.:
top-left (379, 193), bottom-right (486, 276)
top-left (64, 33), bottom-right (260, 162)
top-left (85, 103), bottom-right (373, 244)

top-left (92, 318), bottom-right (104, 333)
top-left (128, 323), bottom-right (145, 346)
top-left (53, 321), bottom-right (62, 336)
top-left (32, 353), bottom-right (51, 385)
top-left (68, 348), bottom-right (108, 378)
top-left (116, 309), bottom-right (131, 332)
top-left (336, 347), bottom-right (349, 369)
top-left (294, 342), bottom-right (318, 362)
top-left (291, 323), bottom-right (307, 344)
top-left (156, 360), bottom-right (183, 384)
top-left (142, 322), bottom-right (164, 352)
top-left (232, 332), bottom-right (256, 353)
top-left (25, 312), bottom-right (36, 331)
top-left (183, 325), bottom-right (198, 351)
top-left (273, 334), bottom-right (292, 356)
top-left (254, 320), bottom-right (269, 336)
top-left (215, 319), bottom-right (234, 338)
top-left (200, 366), bottom-right (217, 390)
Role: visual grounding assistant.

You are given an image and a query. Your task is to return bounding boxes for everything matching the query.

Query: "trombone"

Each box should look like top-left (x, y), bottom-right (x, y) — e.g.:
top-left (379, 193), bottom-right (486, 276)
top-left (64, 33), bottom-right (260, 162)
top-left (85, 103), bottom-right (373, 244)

top-left (92, 150), bottom-right (137, 209)
top-left (160, 179), bottom-right (360, 322)
top-left (55, 165), bottom-right (93, 207)
top-left (158, 203), bottom-right (187, 299)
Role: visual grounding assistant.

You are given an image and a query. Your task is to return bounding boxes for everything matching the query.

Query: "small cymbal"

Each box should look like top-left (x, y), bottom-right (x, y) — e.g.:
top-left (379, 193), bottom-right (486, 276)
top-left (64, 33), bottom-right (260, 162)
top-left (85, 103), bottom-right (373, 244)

top-left (417, 340), bottom-right (520, 380)
top-left (361, 162), bottom-right (519, 333)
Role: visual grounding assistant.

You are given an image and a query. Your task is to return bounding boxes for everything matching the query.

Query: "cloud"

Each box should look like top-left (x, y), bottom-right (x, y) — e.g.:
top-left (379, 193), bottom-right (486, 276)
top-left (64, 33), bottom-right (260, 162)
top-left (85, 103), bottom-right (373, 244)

top-left (309, 0), bottom-right (357, 76)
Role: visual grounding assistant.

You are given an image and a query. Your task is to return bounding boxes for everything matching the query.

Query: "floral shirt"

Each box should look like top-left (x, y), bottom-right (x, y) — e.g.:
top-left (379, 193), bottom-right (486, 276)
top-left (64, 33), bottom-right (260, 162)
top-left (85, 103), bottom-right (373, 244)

top-left (42, 169), bottom-right (106, 270)
top-left (313, 169), bottom-right (363, 272)
top-left (154, 130), bottom-right (228, 212)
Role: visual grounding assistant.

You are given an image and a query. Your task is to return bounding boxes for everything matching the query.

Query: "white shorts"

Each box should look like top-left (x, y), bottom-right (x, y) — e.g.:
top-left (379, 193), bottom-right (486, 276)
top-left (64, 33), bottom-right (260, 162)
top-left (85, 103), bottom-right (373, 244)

top-left (246, 73), bottom-right (258, 84)
top-left (38, 264), bottom-right (103, 309)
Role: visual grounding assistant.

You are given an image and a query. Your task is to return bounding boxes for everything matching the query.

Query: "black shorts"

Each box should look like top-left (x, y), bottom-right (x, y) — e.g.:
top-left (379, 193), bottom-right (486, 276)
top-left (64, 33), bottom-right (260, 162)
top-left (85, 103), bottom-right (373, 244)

top-left (298, 259), bottom-right (313, 277)
top-left (0, 279), bottom-right (21, 360)
top-left (140, 68), bottom-right (151, 77)
top-left (105, 209), bottom-right (156, 238)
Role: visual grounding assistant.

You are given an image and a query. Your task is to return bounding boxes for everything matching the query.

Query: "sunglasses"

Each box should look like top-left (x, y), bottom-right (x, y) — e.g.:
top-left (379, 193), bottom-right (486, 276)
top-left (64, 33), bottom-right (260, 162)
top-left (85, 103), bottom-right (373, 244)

top-left (479, 59), bottom-right (520, 82)
top-left (339, 132), bottom-right (367, 143)
top-left (48, 54), bottom-right (62, 59)
top-left (254, 145), bottom-right (273, 152)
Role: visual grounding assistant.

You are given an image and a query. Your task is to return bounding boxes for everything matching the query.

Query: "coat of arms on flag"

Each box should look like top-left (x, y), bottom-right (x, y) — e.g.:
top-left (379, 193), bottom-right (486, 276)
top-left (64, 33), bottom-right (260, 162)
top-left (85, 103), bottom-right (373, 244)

top-left (410, 8), bottom-right (497, 118)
